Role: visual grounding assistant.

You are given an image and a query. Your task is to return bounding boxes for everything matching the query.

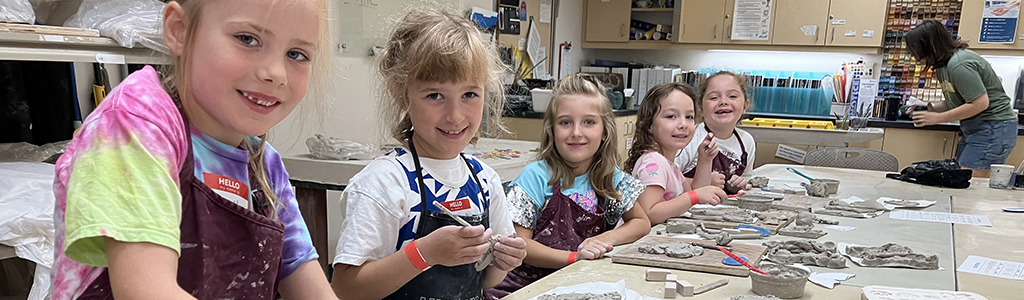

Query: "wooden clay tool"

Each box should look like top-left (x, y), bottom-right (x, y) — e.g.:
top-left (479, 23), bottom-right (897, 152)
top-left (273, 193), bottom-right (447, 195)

top-left (694, 279), bottom-right (729, 295)
top-left (432, 201), bottom-right (471, 226)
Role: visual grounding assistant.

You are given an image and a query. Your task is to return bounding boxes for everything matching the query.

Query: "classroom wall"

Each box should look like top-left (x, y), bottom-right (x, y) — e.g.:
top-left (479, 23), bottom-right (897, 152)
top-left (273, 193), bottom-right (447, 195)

top-left (551, 0), bottom-right (587, 78)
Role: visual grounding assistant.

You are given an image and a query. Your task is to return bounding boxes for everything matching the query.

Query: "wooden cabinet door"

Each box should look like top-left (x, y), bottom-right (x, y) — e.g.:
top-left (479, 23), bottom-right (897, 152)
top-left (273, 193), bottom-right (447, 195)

top-left (676, 0), bottom-right (726, 43)
top-left (504, 117), bottom-right (544, 142)
top-left (772, 0), bottom-right (830, 45)
top-left (615, 115), bottom-right (638, 163)
top-left (881, 128), bottom-right (958, 170)
top-left (958, 0), bottom-right (1024, 49)
top-left (585, 0), bottom-right (632, 42)
top-left (722, 0), bottom-right (775, 44)
top-left (825, 0), bottom-right (888, 47)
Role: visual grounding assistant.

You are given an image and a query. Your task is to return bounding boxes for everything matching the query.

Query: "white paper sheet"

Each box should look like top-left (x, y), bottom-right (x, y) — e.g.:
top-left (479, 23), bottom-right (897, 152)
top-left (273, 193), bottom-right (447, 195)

top-left (889, 210), bottom-right (993, 227)
top-left (823, 225), bottom-right (856, 232)
top-left (539, 0), bottom-right (552, 23)
top-left (957, 255), bottom-right (1024, 281)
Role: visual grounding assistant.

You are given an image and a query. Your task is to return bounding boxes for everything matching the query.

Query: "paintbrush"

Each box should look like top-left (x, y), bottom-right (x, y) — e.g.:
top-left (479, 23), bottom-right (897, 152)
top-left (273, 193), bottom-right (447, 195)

top-left (432, 201), bottom-right (472, 227)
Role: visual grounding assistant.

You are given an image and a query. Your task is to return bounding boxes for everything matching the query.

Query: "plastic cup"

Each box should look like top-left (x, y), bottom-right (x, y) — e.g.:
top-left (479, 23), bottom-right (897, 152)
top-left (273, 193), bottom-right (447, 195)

top-left (989, 164), bottom-right (1014, 189)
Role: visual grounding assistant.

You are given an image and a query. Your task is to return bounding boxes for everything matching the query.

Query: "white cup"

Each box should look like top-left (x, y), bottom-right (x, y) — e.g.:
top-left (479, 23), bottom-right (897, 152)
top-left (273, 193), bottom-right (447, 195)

top-left (989, 164), bottom-right (1015, 189)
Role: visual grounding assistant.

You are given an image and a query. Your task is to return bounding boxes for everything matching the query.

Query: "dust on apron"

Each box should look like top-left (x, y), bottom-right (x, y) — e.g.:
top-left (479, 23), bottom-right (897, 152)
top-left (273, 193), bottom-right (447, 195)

top-left (78, 100), bottom-right (285, 300)
top-left (684, 125), bottom-right (748, 194)
top-left (485, 182), bottom-right (608, 299)
top-left (384, 131), bottom-right (489, 300)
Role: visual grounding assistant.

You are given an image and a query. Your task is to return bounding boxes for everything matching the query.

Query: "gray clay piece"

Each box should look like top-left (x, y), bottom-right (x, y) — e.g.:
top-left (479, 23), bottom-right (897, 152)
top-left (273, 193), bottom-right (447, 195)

top-left (755, 210), bottom-right (797, 226)
top-left (846, 243), bottom-right (939, 270)
top-left (777, 212), bottom-right (828, 239)
top-left (665, 219), bottom-right (698, 234)
top-left (475, 235), bottom-right (502, 271)
top-left (763, 240), bottom-right (846, 268)
top-left (537, 292), bottom-right (623, 300)
top-left (815, 200), bottom-right (881, 218)
top-left (805, 181), bottom-right (829, 197)
top-left (638, 242), bottom-right (704, 259)
top-left (750, 264), bottom-right (810, 299)
top-left (748, 176), bottom-right (771, 188)
top-left (686, 207), bottom-right (759, 223)
top-left (737, 195), bottom-right (775, 212)
top-left (884, 199), bottom-right (923, 207)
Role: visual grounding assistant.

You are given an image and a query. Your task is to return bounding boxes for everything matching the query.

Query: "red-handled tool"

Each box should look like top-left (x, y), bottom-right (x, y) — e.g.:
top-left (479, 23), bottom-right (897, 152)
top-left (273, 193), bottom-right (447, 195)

top-left (717, 246), bottom-right (769, 276)
top-left (727, 191), bottom-right (745, 198)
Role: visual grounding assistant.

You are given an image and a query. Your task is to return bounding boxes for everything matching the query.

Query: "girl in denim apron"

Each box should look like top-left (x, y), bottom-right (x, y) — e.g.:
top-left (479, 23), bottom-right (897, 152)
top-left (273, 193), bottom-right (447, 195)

top-left (331, 10), bottom-right (528, 300)
top-left (52, 0), bottom-right (335, 299)
top-left (485, 74), bottom-right (651, 299)
top-left (676, 71), bottom-right (757, 194)
top-left (626, 83), bottom-right (727, 225)
top-left (905, 20), bottom-right (1018, 178)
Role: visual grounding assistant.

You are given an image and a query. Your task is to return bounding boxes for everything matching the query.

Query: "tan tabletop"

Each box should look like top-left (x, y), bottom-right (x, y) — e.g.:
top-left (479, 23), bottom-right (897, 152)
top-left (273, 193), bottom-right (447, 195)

top-left (505, 164), bottom-right (1023, 300)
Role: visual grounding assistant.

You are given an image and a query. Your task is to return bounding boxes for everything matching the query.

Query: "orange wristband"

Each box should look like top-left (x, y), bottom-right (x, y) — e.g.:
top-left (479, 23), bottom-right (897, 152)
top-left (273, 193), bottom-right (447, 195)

top-left (688, 190), bottom-right (699, 206)
top-left (568, 251), bottom-right (579, 264)
top-left (405, 240), bottom-right (430, 271)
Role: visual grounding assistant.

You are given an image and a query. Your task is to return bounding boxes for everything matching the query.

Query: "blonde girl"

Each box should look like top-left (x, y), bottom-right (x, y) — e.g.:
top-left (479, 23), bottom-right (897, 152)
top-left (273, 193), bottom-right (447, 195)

top-left (51, 0), bottom-right (335, 299)
top-left (331, 10), bottom-right (528, 299)
top-left (676, 70), bottom-right (756, 193)
top-left (486, 74), bottom-right (651, 298)
top-left (626, 83), bottom-right (726, 225)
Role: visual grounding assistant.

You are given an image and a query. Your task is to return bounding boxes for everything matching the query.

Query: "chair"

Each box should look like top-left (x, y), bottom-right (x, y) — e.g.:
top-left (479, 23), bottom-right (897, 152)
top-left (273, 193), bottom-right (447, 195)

top-left (804, 147), bottom-right (900, 172)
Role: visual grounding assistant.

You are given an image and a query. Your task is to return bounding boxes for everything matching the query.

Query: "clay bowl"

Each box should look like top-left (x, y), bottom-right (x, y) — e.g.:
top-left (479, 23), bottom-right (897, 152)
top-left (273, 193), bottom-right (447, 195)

top-left (736, 195), bottom-right (774, 211)
top-left (750, 264), bottom-right (810, 299)
top-left (815, 178), bottom-right (840, 194)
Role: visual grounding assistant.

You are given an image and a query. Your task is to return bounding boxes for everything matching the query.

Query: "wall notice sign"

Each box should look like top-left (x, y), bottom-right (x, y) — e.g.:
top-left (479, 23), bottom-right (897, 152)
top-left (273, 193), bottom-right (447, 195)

top-left (801, 25), bottom-right (818, 36)
top-left (980, 1), bottom-right (1021, 43)
top-left (775, 144), bottom-right (806, 163)
top-left (731, 0), bottom-right (772, 40)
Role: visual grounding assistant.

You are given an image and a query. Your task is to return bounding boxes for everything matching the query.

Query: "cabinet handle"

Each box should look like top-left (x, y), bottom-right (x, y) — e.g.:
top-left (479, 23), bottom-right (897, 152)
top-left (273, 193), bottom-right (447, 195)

top-left (943, 138), bottom-right (948, 156)
top-left (713, 24), bottom-right (718, 39)
top-left (831, 26), bottom-right (836, 43)
top-left (682, 24), bottom-right (686, 37)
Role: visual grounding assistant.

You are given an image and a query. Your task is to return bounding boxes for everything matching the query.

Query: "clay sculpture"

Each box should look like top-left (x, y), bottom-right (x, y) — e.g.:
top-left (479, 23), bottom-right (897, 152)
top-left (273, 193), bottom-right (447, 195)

top-left (749, 264), bottom-right (810, 299)
top-left (777, 212), bottom-right (828, 239)
top-left (638, 242), bottom-right (705, 259)
top-left (815, 200), bottom-right (883, 218)
top-left (475, 234), bottom-right (503, 271)
top-left (754, 210), bottom-right (797, 226)
top-left (537, 292), bottom-right (623, 300)
top-left (737, 195), bottom-right (774, 212)
top-left (845, 243), bottom-right (939, 270)
top-left (686, 206), bottom-right (759, 223)
top-left (805, 181), bottom-right (829, 197)
top-left (665, 219), bottom-right (699, 234)
top-left (763, 240), bottom-right (846, 268)
top-left (748, 176), bottom-right (770, 188)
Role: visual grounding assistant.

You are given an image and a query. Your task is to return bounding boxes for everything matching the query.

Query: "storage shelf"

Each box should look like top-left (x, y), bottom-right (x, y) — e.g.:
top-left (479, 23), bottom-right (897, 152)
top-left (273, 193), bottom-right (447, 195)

top-left (631, 8), bottom-right (674, 12)
top-left (0, 32), bottom-right (170, 65)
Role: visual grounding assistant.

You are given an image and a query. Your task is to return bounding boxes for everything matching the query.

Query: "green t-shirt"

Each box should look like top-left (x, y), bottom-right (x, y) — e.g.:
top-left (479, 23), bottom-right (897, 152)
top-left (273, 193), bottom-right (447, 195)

top-left (936, 49), bottom-right (1016, 122)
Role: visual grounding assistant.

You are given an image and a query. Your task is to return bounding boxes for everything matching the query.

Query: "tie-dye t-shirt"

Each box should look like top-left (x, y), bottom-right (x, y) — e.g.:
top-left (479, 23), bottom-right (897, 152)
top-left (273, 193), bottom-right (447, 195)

top-left (632, 150), bottom-right (686, 201)
top-left (51, 66), bottom-right (316, 299)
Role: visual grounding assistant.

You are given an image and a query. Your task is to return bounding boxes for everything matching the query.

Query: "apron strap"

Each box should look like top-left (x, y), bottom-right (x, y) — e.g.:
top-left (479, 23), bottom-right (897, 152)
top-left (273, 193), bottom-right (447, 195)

top-left (406, 131), bottom-right (489, 215)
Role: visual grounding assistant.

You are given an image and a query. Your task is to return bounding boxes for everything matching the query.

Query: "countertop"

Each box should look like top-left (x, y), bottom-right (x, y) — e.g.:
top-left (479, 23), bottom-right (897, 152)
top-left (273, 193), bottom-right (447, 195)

top-left (504, 108), bottom-right (639, 119)
top-left (866, 118), bottom-right (1024, 135)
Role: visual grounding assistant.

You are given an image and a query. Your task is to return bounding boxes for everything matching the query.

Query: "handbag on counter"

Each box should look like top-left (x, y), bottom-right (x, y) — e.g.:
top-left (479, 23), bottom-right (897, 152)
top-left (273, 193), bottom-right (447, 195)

top-left (886, 159), bottom-right (972, 188)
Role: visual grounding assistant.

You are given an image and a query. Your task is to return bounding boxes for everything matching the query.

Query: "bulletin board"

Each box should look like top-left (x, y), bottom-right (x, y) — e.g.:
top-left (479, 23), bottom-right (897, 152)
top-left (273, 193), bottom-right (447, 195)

top-left (496, 0), bottom-right (556, 75)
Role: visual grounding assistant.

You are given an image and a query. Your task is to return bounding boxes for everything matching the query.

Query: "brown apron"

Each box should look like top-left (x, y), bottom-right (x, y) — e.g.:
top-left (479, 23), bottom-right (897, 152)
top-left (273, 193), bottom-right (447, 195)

top-left (78, 104), bottom-right (285, 299)
top-left (684, 125), bottom-right (748, 194)
top-left (485, 182), bottom-right (608, 299)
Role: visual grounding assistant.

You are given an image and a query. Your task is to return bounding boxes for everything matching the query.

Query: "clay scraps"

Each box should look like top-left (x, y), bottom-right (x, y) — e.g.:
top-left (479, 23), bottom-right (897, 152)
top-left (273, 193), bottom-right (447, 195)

top-left (638, 243), bottom-right (705, 259)
top-left (777, 212), bottom-right (829, 239)
top-left (537, 292), bottom-right (623, 300)
top-left (762, 240), bottom-right (847, 269)
top-left (685, 206), bottom-right (759, 223)
top-left (813, 199), bottom-right (885, 219)
top-left (839, 243), bottom-right (940, 270)
top-left (748, 176), bottom-right (770, 188)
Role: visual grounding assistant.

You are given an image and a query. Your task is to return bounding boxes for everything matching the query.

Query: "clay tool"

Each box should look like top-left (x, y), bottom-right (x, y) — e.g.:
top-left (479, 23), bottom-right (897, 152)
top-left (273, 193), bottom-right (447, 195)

top-left (432, 201), bottom-right (471, 227)
top-left (786, 167), bottom-right (817, 181)
top-left (717, 246), bottom-right (769, 275)
top-left (727, 191), bottom-right (745, 198)
top-left (694, 279), bottom-right (729, 295)
top-left (690, 242), bottom-right (732, 252)
top-left (1003, 208), bottom-right (1024, 213)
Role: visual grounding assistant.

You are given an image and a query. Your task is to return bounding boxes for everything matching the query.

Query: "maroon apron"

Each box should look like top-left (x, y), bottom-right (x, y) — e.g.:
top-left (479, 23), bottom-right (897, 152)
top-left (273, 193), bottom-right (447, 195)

top-left (485, 182), bottom-right (608, 299)
top-left (78, 103), bottom-right (286, 299)
top-left (684, 125), bottom-right (748, 194)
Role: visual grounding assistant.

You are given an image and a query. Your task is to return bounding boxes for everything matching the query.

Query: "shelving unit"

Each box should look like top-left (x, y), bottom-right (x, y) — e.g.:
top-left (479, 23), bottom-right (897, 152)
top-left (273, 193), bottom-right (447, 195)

top-left (879, 0), bottom-right (963, 105)
top-left (0, 31), bottom-right (169, 64)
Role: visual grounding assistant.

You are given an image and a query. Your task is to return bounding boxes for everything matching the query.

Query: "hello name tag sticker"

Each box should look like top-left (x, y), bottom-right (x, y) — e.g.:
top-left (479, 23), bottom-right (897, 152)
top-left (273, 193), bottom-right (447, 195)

top-left (439, 198), bottom-right (472, 212)
top-left (203, 173), bottom-right (249, 207)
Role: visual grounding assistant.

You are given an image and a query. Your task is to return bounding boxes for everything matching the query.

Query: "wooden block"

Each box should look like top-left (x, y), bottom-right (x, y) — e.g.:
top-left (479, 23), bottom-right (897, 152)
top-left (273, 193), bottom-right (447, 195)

top-left (646, 269), bottom-right (671, 281)
top-left (664, 282), bottom-right (677, 299)
top-left (665, 274), bottom-right (677, 282)
top-left (675, 280), bottom-right (695, 297)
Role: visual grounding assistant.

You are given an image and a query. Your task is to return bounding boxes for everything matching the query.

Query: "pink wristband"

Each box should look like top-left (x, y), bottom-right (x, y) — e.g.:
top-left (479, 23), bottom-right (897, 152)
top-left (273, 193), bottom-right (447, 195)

top-left (688, 190), bottom-right (699, 206)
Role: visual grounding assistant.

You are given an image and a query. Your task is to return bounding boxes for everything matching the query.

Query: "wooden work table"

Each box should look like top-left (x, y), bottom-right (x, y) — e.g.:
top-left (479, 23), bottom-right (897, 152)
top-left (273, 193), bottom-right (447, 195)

top-left (505, 164), bottom-right (1024, 299)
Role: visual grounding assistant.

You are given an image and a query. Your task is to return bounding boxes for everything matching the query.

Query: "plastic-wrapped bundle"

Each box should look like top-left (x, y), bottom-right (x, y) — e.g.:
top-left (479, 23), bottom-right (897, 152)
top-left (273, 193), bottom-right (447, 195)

top-left (0, 0), bottom-right (35, 24)
top-left (63, 0), bottom-right (168, 54)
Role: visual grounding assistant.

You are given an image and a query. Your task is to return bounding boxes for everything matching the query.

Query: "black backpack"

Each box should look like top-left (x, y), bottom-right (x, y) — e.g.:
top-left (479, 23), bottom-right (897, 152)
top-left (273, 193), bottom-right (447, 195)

top-left (886, 159), bottom-right (972, 188)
